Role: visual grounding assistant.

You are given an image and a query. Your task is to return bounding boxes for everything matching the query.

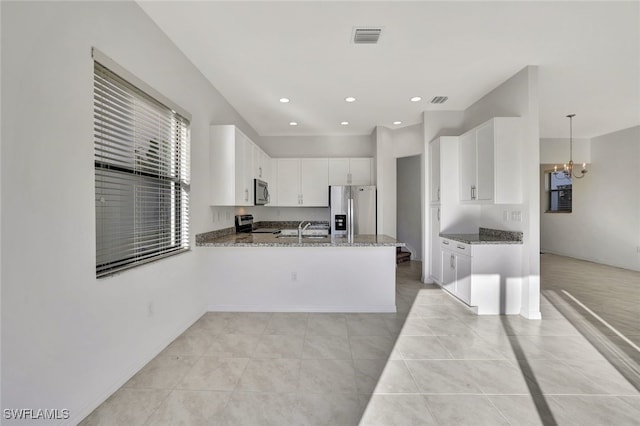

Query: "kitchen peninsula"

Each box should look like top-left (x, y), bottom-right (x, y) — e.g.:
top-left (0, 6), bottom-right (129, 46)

top-left (197, 228), bottom-right (404, 313)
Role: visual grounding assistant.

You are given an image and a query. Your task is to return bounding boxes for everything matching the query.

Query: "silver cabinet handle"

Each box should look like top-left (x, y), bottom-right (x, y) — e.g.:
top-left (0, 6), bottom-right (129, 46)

top-left (450, 254), bottom-right (454, 268)
top-left (457, 245), bottom-right (466, 250)
top-left (471, 185), bottom-right (476, 200)
top-left (437, 186), bottom-right (440, 201)
top-left (245, 188), bottom-right (249, 202)
top-left (437, 207), bottom-right (440, 221)
top-left (259, 166), bottom-right (262, 178)
top-left (442, 240), bottom-right (449, 245)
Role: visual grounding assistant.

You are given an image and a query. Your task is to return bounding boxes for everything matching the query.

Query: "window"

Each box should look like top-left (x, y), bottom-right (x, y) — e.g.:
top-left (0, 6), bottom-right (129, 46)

top-left (93, 50), bottom-right (190, 277)
top-left (547, 171), bottom-right (572, 213)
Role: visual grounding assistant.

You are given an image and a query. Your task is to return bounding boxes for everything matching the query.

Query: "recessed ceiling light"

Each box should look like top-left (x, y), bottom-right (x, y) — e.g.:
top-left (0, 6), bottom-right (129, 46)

top-left (345, 97), bottom-right (356, 103)
top-left (289, 121), bottom-right (298, 126)
top-left (410, 96), bottom-right (422, 102)
top-left (393, 121), bottom-right (402, 125)
top-left (279, 98), bottom-right (290, 103)
top-left (341, 121), bottom-right (349, 125)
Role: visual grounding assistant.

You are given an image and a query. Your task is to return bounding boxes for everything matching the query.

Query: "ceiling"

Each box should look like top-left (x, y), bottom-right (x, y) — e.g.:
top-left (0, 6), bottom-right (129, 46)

top-left (138, 1), bottom-right (639, 139)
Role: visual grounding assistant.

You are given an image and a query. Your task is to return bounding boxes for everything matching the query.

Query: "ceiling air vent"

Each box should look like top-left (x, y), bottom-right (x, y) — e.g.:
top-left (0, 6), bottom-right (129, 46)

top-left (353, 28), bottom-right (382, 44)
top-left (430, 96), bottom-right (449, 104)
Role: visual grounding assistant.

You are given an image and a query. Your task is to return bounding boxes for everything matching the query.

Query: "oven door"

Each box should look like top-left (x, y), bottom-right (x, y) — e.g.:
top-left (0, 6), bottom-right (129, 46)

top-left (254, 179), bottom-right (269, 205)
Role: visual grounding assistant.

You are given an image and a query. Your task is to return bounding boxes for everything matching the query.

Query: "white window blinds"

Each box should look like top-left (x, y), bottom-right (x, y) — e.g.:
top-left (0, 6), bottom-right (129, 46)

top-left (94, 59), bottom-right (190, 278)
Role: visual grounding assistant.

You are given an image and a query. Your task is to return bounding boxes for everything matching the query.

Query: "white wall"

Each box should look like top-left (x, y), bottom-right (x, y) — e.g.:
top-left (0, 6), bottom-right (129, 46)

top-left (540, 137), bottom-right (591, 164)
top-left (1, 1), bottom-right (257, 423)
top-left (541, 126), bottom-right (640, 271)
top-left (393, 123), bottom-right (423, 158)
top-left (397, 156), bottom-right (422, 260)
top-left (202, 246), bottom-right (397, 312)
top-left (462, 66), bottom-right (541, 319)
top-left (260, 134), bottom-right (373, 158)
top-left (375, 126), bottom-right (396, 237)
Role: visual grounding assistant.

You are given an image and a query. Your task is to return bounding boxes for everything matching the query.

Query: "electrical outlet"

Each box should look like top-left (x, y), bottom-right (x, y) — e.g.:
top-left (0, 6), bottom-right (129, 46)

top-left (291, 272), bottom-right (297, 281)
top-left (147, 301), bottom-right (154, 317)
top-left (503, 210), bottom-right (509, 222)
top-left (636, 246), bottom-right (640, 254)
top-left (226, 211), bottom-right (231, 220)
top-left (510, 211), bottom-right (522, 222)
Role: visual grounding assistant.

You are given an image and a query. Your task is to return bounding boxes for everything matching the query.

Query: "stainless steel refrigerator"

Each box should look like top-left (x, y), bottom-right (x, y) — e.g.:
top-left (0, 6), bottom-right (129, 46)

top-left (329, 186), bottom-right (376, 237)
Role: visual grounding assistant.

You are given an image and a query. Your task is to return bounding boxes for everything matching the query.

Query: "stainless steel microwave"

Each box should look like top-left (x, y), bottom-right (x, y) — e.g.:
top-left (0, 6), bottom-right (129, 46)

top-left (254, 179), bottom-right (270, 205)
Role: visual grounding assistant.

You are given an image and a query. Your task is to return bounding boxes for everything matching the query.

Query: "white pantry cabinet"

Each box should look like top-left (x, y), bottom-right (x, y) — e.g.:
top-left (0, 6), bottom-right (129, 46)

top-left (430, 206), bottom-right (442, 283)
top-left (275, 158), bottom-right (329, 206)
top-left (429, 138), bottom-right (441, 204)
top-left (210, 125), bottom-right (256, 206)
top-left (458, 117), bottom-right (522, 204)
top-left (328, 158), bottom-right (373, 186)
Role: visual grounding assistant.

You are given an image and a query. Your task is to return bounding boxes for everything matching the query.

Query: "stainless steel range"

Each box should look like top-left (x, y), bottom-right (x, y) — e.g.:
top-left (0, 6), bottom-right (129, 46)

top-left (234, 214), bottom-right (280, 234)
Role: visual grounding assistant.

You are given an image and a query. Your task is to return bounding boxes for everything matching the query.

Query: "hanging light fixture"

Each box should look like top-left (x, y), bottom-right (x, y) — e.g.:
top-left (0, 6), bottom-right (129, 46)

top-left (554, 114), bottom-right (588, 179)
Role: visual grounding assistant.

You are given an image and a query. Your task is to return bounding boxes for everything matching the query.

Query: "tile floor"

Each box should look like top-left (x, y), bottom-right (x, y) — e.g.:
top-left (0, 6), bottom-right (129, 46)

top-left (81, 256), bottom-right (640, 425)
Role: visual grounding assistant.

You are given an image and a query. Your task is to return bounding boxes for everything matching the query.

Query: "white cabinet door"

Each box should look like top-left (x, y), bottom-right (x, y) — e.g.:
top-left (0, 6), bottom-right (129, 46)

top-left (259, 150), bottom-right (271, 182)
top-left (349, 158), bottom-right (373, 185)
top-left (441, 248), bottom-right (456, 295)
top-left (253, 147), bottom-right (270, 182)
top-left (430, 206), bottom-right (442, 283)
top-left (234, 134), bottom-right (252, 206)
top-left (455, 253), bottom-right (472, 304)
top-left (429, 139), bottom-right (441, 204)
top-left (268, 158), bottom-right (278, 205)
top-left (476, 122), bottom-right (494, 201)
top-left (328, 159), bottom-right (350, 186)
top-left (328, 158), bottom-right (372, 186)
top-left (276, 159), bottom-right (301, 206)
top-left (459, 131), bottom-right (476, 202)
top-left (458, 118), bottom-right (522, 204)
top-left (301, 158), bottom-right (329, 206)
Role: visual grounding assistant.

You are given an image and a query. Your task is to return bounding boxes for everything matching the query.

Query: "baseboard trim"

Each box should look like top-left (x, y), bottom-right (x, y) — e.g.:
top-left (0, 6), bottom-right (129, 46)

top-left (206, 304), bottom-right (397, 313)
top-left (541, 249), bottom-right (639, 272)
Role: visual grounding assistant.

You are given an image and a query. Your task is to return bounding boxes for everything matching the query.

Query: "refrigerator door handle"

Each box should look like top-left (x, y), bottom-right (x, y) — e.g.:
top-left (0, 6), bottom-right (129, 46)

top-left (348, 198), bottom-right (354, 238)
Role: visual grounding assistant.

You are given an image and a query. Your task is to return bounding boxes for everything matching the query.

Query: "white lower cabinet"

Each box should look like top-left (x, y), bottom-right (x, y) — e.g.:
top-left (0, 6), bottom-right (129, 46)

top-left (429, 206), bottom-right (442, 283)
top-left (440, 238), bottom-right (522, 314)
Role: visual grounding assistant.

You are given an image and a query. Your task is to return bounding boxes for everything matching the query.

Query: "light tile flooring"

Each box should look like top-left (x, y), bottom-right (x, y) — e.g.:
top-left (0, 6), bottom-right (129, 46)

top-left (82, 256), bottom-right (640, 425)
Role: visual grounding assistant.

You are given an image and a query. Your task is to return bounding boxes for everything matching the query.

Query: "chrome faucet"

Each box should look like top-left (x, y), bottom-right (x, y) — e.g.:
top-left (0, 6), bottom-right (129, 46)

top-left (298, 221), bottom-right (311, 238)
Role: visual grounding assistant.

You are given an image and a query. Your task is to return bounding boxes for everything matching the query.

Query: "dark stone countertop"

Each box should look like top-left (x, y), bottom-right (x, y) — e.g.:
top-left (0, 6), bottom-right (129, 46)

top-left (440, 227), bottom-right (523, 245)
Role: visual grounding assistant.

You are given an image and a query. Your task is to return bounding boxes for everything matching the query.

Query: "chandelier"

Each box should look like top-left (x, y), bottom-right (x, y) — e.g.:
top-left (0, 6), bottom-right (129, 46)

top-left (554, 114), bottom-right (588, 179)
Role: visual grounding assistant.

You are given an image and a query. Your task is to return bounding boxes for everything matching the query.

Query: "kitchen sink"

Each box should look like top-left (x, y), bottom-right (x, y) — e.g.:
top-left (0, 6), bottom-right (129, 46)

top-left (278, 228), bottom-right (329, 238)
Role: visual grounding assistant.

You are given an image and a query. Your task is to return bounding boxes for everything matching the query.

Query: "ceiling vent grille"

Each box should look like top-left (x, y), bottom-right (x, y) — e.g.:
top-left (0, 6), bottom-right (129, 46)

top-left (353, 28), bottom-right (382, 44)
top-left (430, 96), bottom-right (449, 104)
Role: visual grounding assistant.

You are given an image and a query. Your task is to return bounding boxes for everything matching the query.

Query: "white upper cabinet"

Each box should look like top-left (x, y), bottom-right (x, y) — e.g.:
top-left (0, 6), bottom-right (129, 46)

top-left (458, 117), bottom-right (522, 204)
top-left (275, 158), bottom-right (329, 207)
top-left (210, 125), bottom-right (272, 206)
top-left (210, 125), bottom-right (256, 206)
top-left (236, 134), bottom-right (254, 206)
top-left (275, 159), bottom-right (301, 206)
top-left (429, 138), bottom-right (441, 204)
top-left (253, 145), bottom-right (271, 182)
top-left (328, 158), bottom-right (373, 186)
top-left (301, 159), bottom-right (329, 206)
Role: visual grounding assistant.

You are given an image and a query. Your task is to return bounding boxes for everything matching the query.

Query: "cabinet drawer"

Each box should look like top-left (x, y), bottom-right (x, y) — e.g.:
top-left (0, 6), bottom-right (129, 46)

top-left (440, 238), bottom-right (472, 256)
